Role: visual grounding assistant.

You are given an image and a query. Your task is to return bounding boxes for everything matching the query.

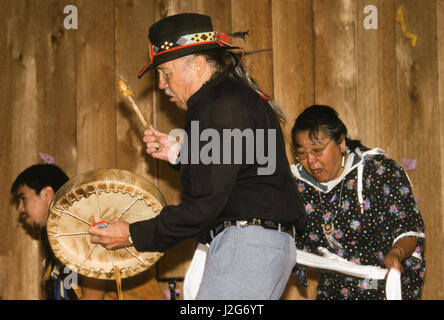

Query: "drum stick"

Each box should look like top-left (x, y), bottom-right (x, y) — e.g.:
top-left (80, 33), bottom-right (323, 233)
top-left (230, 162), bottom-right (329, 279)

top-left (118, 79), bottom-right (149, 129)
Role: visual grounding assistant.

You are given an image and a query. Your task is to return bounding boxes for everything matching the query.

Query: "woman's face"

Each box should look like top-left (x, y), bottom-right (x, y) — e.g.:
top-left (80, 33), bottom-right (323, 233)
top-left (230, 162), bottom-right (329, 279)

top-left (294, 130), bottom-right (346, 182)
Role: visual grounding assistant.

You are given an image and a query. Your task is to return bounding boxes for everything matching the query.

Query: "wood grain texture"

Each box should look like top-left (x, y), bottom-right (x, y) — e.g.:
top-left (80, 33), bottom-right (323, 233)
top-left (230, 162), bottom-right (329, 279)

top-left (356, 0), bottom-right (398, 155)
top-left (115, 0), bottom-right (157, 179)
top-left (438, 0), bottom-right (444, 256)
top-left (272, 0), bottom-right (315, 164)
top-left (35, 2), bottom-right (77, 179)
top-left (0, 0), bottom-right (57, 299)
top-left (76, 0), bottom-right (117, 173)
top-left (231, 0), bottom-right (273, 96)
top-left (313, 0), bottom-right (359, 137)
top-left (394, 0), bottom-right (441, 300)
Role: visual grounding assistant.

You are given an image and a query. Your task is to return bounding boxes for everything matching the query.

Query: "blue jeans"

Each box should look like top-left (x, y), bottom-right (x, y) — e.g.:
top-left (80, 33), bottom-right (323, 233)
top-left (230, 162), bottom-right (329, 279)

top-left (195, 225), bottom-right (296, 300)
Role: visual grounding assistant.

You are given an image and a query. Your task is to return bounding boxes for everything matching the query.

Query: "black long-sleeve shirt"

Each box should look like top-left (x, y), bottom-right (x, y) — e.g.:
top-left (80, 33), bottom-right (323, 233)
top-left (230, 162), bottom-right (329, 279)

top-left (130, 73), bottom-right (306, 252)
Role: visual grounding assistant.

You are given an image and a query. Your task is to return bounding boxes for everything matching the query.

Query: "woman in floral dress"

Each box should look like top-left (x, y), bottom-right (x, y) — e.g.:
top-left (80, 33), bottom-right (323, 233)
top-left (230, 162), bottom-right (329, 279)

top-left (291, 105), bottom-right (425, 300)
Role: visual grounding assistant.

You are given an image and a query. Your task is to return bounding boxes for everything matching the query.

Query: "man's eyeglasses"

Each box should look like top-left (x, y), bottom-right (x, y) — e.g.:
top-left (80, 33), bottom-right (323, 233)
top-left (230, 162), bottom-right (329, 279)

top-left (294, 139), bottom-right (332, 161)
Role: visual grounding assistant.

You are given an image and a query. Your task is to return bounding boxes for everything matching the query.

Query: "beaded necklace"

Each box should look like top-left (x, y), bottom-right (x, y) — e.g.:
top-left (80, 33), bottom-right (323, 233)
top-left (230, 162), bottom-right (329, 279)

top-left (317, 178), bottom-right (345, 250)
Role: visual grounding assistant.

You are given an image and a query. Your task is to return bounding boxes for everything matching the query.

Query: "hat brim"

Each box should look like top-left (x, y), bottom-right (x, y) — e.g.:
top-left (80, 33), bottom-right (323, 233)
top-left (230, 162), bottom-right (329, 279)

top-left (138, 43), bottom-right (238, 79)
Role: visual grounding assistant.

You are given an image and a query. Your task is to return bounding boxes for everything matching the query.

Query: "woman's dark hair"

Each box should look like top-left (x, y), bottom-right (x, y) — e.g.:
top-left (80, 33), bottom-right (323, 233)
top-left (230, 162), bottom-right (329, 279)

top-left (291, 105), bottom-right (369, 151)
top-left (11, 164), bottom-right (69, 196)
top-left (192, 49), bottom-right (287, 124)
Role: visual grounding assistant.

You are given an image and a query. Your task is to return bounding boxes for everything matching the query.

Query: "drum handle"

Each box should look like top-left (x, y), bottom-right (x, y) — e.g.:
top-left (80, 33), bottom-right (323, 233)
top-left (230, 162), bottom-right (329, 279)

top-left (118, 79), bottom-right (149, 129)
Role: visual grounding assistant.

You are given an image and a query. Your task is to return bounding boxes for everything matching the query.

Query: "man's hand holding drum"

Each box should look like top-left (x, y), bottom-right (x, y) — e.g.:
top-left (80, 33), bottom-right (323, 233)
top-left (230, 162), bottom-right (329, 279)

top-left (89, 125), bottom-right (180, 250)
top-left (89, 219), bottom-right (133, 250)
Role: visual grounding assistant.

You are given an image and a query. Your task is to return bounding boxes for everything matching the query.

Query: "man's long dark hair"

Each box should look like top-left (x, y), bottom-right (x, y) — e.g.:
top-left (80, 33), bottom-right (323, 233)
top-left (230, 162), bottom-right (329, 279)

top-left (191, 49), bottom-right (287, 125)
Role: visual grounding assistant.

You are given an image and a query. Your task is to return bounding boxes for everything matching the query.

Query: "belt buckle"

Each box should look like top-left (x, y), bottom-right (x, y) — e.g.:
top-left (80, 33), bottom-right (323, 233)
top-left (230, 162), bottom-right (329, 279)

top-left (252, 218), bottom-right (261, 226)
top-left (224, 220), bottom-right (232, 228)
top-left (238, 220), bottom-right (248, 227)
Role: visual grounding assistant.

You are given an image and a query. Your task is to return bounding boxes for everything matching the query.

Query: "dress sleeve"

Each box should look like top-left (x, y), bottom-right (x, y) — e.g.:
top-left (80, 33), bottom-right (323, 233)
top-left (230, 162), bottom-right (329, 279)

top-left (366, 155), bottom-right (425, 244)
top-left (366, 155), bottom-right (426, 298)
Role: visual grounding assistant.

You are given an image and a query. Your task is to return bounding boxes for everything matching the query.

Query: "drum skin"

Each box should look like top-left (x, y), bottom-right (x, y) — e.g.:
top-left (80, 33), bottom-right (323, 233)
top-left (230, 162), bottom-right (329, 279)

top-left (47, 168), bottom-right (165, 280)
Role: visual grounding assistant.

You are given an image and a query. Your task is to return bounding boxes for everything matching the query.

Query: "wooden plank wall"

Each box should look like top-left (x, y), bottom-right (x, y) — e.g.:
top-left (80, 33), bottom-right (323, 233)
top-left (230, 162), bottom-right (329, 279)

top-left (0, 0), bottom-right (442, 300)
top-left (393, 0), bottom-right (442, 300)
top-left (0, 0), bottom-right (77, 299)
top-left (438, 2), bottom-right (444, 298)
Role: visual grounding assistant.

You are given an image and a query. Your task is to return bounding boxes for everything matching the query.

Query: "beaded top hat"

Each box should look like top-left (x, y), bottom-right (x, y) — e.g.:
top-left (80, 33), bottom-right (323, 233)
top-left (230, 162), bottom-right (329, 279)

top-left (138, 13), bottom-right (236, 78)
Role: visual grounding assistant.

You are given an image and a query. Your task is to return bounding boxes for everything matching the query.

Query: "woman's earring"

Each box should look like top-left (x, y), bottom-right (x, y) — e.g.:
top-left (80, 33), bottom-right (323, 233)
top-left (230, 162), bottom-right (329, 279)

top-left (341, 152), bottom-right (345, 168)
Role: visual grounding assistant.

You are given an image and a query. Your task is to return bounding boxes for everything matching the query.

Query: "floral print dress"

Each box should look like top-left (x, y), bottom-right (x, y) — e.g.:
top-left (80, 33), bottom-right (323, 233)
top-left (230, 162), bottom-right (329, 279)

top-left (291, 148), bottom-right (425, 300)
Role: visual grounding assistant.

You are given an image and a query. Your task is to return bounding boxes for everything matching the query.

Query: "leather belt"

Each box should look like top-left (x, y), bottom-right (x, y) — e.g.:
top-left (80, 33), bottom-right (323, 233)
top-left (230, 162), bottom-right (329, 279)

top-left (202, 218), bottom-right (295, 244)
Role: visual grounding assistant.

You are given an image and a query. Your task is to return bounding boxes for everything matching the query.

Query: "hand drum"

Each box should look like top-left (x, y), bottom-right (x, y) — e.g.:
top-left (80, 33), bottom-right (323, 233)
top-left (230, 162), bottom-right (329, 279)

top-left (47, 168), bottom-right (165, 280)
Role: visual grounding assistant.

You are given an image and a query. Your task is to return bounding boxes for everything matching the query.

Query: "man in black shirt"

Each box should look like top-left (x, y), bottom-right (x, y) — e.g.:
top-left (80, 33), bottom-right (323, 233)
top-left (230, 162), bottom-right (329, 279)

top-left (90, 13), bottom-right (306, 299)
